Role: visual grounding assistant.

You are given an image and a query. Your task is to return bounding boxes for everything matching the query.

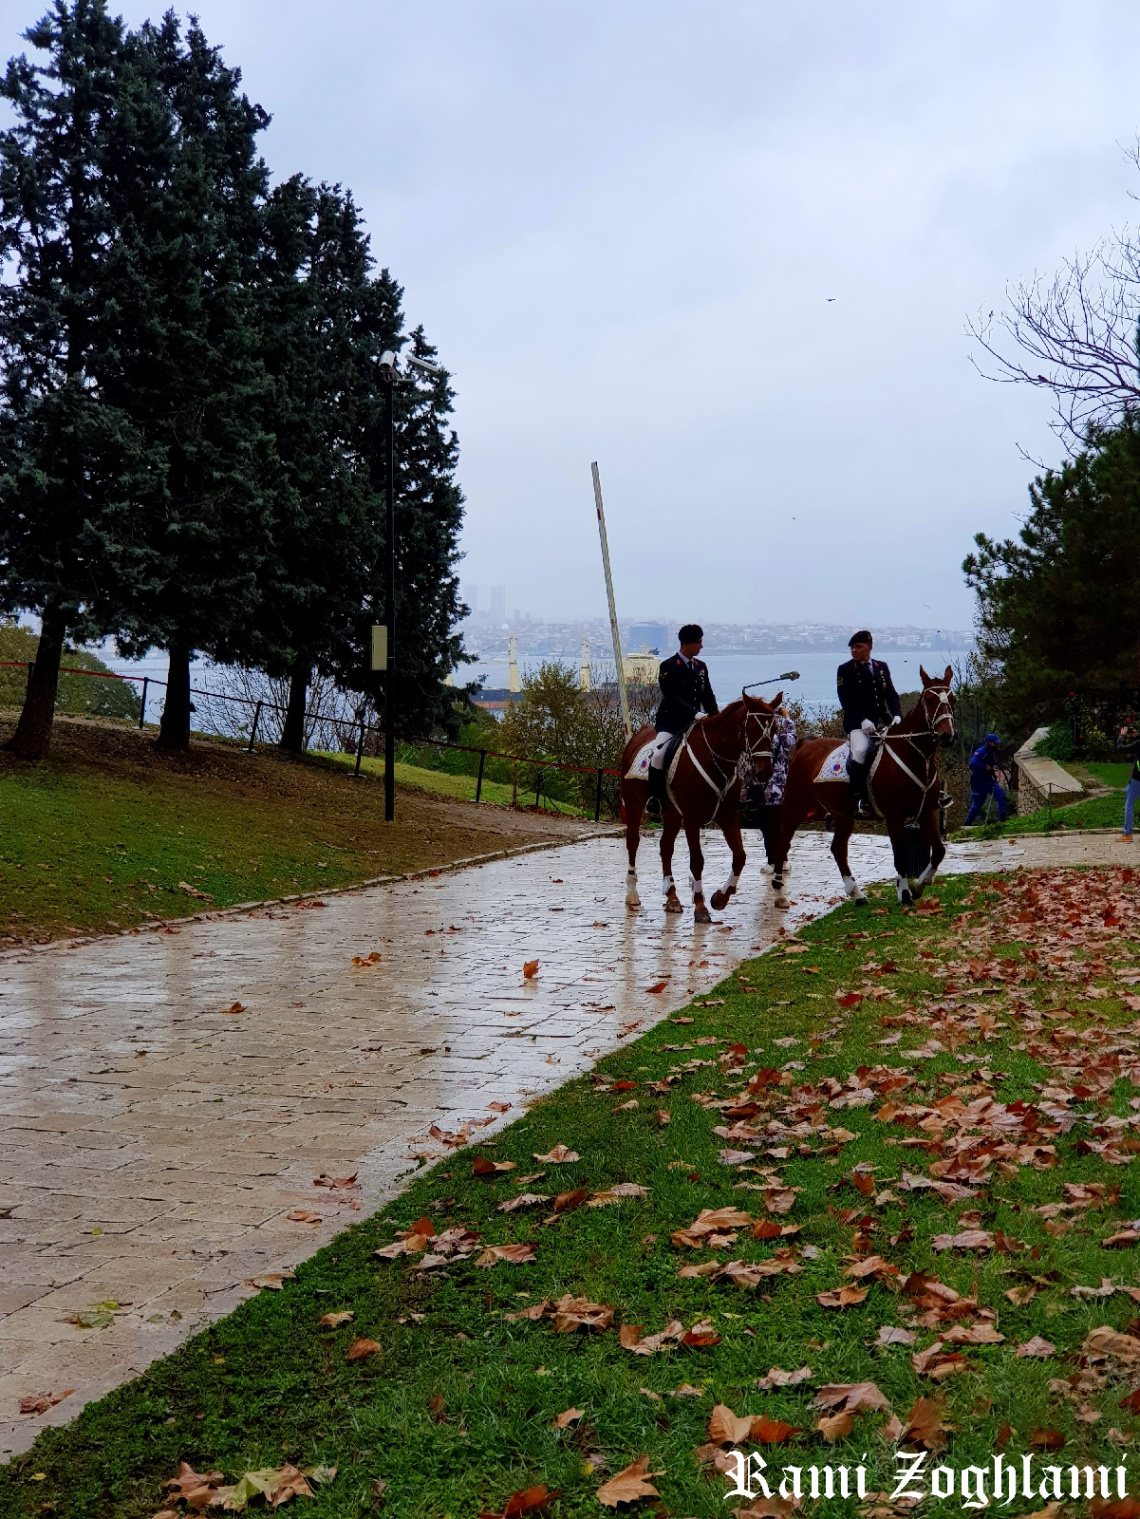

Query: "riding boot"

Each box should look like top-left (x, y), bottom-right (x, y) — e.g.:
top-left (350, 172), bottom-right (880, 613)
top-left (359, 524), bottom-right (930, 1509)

top-left (645, 763), bottom-right (665, 822)
top-left (848, 759), bottom-right (873, 818)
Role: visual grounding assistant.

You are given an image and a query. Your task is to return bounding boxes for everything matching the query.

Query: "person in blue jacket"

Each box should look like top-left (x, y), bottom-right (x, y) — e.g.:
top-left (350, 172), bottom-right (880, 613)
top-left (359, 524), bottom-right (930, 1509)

top-left (965, 733), bottom-right (1007, 824)
top-left (1116, 721), bottom-right (1140, 841)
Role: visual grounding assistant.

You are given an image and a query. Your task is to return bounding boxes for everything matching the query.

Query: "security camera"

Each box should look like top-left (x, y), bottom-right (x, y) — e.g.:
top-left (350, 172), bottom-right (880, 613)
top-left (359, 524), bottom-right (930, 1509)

top-left (405, 353), bottom-right (443, 376)
top-left (377, 350), bottom-right (397, 380)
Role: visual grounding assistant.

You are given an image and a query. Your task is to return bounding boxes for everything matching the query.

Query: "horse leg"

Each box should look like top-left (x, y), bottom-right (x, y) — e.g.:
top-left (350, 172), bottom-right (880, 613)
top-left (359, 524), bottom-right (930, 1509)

top-left (771, 808), bottom-right (796, 908)
top-left (887, 826), bottom-right (913, 906)
top-left (909, 806), bottom-right (945, 898)
top-left (660, 808), bottom-right (684, 913)
top-left (624, 781), bottom-right (643, 909)
top-left (711, 813), bottom-right (746, 912)
top-left (685, 820), bottom-right (711, 923)
top-left (831, 812), bottom-right (866, 904)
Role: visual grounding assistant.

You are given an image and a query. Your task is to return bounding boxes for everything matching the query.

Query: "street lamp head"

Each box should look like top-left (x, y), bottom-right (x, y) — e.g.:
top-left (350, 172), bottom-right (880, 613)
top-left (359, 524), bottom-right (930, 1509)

top-left (378, 350), bottom-right (397, 381)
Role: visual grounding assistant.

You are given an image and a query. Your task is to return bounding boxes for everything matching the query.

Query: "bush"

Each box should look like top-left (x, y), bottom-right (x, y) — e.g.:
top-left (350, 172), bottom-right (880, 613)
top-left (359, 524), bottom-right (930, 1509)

top-left (1037, 719), bottom-right (1074, 762)
top-left (0, 623), bottom-right (140, 722)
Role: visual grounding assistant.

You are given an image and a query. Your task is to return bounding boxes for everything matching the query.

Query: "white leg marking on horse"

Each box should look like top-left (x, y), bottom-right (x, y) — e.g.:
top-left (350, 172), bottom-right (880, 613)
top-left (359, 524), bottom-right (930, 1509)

top-left (842, 874), bottom-right (857, 897)
top-left (625, 867), bottom-right (640, 908)
top-left (719, 871), bottom-right (739, 897)
top-left (690, 875), bottom-right (703, 897)
top-left (916, 862), bottom-right (934, 886)
top-left (662, 874), bottom-right (675, 896)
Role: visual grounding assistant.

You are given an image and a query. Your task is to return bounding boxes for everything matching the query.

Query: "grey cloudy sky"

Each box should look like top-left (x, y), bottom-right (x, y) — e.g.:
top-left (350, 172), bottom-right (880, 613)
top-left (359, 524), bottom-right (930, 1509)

top-left (8, 0), bottom-right (1140, 629)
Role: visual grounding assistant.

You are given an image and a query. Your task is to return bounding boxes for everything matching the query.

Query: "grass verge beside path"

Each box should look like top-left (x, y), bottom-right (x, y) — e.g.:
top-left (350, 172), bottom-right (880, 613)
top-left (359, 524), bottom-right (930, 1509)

top-left (0, 717), bottom-right (595, 944)
top-left (317, 751), bottom-right (588, 816)
top-left (11, 865), bottom-right (1140, 1515)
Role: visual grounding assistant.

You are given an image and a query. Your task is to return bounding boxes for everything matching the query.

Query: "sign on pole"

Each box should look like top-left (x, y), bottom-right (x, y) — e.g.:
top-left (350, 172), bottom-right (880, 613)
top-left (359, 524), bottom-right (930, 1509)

top-left (371, 624), bottom-right (388, 672)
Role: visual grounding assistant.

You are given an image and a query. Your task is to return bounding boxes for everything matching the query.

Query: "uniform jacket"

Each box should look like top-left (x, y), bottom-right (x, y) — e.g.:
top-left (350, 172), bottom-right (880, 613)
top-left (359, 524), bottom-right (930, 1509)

top-left (654, 653), bottom-right (719, 733)
top-left (969, 744), bottom-right (999, 785)
top-left (836, 656), bottom-right (902, 733)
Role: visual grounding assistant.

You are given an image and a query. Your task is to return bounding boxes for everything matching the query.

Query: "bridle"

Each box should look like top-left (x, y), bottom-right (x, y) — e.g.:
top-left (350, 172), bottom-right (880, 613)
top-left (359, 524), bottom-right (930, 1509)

top-left (876, 685), bottom-right (954, 801)
top-left (675, 702), bottom-right (779, 805)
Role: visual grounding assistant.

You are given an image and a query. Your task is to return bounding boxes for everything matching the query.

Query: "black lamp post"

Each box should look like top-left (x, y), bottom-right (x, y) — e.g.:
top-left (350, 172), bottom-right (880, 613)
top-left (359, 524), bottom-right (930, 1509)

top-left (376, 347), bottom-right (444, 823)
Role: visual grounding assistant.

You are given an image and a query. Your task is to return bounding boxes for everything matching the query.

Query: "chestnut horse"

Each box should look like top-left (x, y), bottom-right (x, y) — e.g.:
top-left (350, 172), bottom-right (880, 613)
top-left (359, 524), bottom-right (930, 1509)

top-left (620, 693), bottom-right (782, 923)
top-left (770, 666), bottom-right (955, 909)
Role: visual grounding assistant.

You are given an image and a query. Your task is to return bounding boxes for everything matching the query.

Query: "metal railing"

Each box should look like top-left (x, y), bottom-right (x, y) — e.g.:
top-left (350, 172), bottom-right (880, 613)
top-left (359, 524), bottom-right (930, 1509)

top-left (0, 661), bottom-right (621, 821)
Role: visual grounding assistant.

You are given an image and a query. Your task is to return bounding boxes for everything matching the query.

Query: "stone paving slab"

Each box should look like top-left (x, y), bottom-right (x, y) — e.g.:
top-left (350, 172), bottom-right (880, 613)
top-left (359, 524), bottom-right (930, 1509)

top-left (0, 825), bottom-right (1131, 1457)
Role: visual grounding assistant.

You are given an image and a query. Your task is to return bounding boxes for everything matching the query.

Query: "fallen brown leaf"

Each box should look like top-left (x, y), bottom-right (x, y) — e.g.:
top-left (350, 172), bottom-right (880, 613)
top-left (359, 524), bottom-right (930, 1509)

top-left (346, 1337), bottom-right (382, 1360)
top-left (534, 1145), bottom-right (580, 1164)
top-left (709, 1403), bottom-right (754, 1446)
top-left (523, 960), bottom-right (539, 979)
top-left (1016, 1336), bottom-right (1057, 1359)
top-left (475, 1243), bottom-right (537, 1267)
top-left (18, 1389), bottom-right (73, 1415)
top-left (596, 1455), bottom-right (661, 1508)
top-left (318, 1311), bottom-right (354, 1327)
top-left (553, 1407), bottom-right (584, 1429)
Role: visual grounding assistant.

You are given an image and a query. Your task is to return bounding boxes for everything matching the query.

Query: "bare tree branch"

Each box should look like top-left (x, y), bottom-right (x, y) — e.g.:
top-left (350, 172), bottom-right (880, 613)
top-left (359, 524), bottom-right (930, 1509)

top-left (968, 200), bottom-right (1140, 446)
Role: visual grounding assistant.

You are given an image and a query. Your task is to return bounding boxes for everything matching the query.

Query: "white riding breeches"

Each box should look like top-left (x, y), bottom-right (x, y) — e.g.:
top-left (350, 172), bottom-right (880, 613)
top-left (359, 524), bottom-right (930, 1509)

top-left (848, 728), bottom-right (872, 764)
top-left (649, 732), bottom-right (674, 769)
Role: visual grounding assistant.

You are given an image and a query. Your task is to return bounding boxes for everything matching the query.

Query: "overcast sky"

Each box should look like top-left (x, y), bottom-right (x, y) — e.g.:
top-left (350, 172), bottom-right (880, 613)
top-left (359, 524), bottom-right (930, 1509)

top-left (8, 0), bottom-right (1140, 630)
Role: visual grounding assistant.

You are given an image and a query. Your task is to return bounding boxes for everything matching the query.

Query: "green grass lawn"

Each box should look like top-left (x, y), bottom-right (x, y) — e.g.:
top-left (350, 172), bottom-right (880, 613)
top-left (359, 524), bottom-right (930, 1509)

top-left (11, 867), bottom-right (1140, 1517)
top-left (0, 719), bottom-right (581, 943)
top-left (1086, 762), bottom-right (1134, 789)
top-left (316, 751), bottom-right (588, 816)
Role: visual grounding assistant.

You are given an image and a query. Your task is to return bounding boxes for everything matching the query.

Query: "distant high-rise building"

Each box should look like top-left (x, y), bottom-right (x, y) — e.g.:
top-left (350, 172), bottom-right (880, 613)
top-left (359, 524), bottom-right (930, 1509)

top-left (490, 585), bottom-right (506, 622)
top-left (464, 583), bottom-right (478, 615)
top-left (629, 622), bottom-right (669, 655)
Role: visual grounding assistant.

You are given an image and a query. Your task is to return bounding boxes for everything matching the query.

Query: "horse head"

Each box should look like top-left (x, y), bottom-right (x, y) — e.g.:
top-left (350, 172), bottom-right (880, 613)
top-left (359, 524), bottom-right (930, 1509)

top-left (917, 665), bottom-right (955, 746)
top-left (737, 690), bottom-right (783, 783)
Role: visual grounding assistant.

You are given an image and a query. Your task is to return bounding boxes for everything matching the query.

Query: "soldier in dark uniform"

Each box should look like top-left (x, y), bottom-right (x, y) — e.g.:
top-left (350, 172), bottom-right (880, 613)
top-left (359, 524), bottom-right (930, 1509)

top-left (836, 630), bottom-right (902, 817)
top-left (645, 623), bottom-right (719, 819)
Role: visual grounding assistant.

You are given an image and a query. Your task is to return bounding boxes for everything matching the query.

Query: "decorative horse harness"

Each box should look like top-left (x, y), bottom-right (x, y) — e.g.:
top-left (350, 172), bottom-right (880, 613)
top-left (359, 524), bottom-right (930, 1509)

top-left (866, 686), bottom-right (953, 821)
top-left (666, 705), bottom-right (778, 816)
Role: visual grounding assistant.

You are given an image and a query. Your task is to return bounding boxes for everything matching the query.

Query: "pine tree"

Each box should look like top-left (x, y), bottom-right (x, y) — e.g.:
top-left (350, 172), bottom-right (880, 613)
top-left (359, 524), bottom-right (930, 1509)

top-left (964, 417), bottom-right (1140, 722)
top-left (255, 181), bottom-right (378, 752)
top-left (104, 13), bottom-right (275, 750)
top-left (0, 0), bottom-right (157, 758)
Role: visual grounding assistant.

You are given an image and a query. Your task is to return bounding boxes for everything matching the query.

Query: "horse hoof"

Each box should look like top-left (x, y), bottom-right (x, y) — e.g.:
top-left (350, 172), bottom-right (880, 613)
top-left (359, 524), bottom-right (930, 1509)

top-left (853, 893), bottom-right (868, 906)
top-left (664, 896), bottom-right (684, 915)
top-left (774, 895), bottom-right (790, 910)
top-left (710, 890), bottom-right (729, 911)
top-left (899, 889), bottom-right (913, 908)
top-left (694, 905), bottom-right (712, 924)
top-left (907, 878), bottom-right (925, 899)
top-left (626, 898), bottom-right (641, 911)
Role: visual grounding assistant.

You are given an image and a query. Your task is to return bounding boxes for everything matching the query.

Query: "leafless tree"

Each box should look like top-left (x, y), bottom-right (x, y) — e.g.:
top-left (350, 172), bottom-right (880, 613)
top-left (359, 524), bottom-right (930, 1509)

top-left (193, 665), bottom-right (374, 753)
top-left (969, 149), bottom-right (1140, 448)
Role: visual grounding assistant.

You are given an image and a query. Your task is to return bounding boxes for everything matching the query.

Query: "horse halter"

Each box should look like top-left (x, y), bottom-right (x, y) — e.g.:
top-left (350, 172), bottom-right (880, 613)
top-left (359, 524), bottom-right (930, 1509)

top-left (741, 704), bottom-right (778, 767)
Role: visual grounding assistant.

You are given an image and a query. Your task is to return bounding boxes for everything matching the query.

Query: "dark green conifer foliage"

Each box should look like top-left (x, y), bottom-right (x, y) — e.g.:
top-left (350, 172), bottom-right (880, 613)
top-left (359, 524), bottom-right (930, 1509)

top-left (964, 417), bottom-right (1140, 721)
top-left (255, 181), bottom-right (377, 752)
top-left (0, 0), bottom-right (154, 758)
top-left (105, 14), bottom-right (274, 749)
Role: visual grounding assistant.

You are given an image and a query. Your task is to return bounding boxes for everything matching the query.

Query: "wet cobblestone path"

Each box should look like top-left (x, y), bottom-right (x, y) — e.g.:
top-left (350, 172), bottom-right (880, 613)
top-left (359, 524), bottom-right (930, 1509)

top-left (0, 826), bottom-right (1130, 1454)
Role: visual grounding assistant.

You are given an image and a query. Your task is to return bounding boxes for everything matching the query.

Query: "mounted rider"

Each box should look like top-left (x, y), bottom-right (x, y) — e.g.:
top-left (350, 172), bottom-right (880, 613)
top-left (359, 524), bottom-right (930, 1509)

top-left (837, 630), bottom-right (902, 818)
top-left (646, 623), bottom-right (719, 820)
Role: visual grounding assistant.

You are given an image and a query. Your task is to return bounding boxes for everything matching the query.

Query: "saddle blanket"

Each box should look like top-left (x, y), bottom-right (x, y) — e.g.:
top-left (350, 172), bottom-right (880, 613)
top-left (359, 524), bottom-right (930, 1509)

top-left (626, 738), bottom-right (658, 780)
top-left (815, 743), bottom-right (851, 783)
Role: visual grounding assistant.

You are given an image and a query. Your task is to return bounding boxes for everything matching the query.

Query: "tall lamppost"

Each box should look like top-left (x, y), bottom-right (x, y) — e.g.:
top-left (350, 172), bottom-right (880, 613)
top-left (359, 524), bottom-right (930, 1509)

top-left (376, 347), bottom-right (443, 822)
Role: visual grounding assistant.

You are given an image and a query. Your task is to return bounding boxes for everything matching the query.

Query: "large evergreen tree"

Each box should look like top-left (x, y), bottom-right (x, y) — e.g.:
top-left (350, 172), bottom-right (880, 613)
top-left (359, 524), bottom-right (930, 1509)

top-left (0, 0), bottom-right (158, 758)
top-left (104, 13), bottom-right (274, 750)
top-left (964, 417), bottom-right (1140, 722)
top-left (254, 181), bottom-right (379, 752)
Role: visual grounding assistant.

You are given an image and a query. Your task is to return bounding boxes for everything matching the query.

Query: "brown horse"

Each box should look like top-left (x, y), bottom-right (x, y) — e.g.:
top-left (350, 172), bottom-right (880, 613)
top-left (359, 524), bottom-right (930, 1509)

top-left (620, 693), bottom-right (783, 923)
top-left (770, 666), bottom-right (955, 909)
